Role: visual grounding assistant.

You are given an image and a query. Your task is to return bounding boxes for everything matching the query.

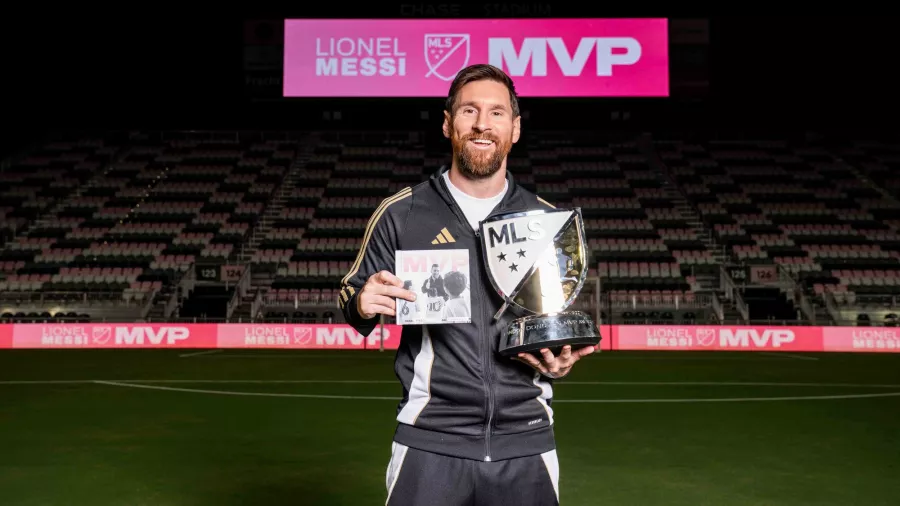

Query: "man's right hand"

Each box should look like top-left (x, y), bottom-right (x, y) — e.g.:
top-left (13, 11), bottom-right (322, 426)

top-left (357, 270), bottom-right (417, 319)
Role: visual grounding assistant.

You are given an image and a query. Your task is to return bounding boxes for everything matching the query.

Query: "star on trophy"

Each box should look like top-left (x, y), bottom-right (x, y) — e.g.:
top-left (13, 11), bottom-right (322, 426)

top-left (480, 208), bottom-right (602, 357)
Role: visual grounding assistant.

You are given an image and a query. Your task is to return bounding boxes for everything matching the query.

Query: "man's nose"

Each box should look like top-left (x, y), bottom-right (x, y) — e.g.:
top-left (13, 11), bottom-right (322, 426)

top-left (474, 110), bottom-right (491, 132)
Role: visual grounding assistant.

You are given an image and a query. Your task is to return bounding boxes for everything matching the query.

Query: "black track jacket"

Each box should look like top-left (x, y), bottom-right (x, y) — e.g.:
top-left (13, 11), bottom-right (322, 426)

top-left (339, 165), bottom-right (558, 462)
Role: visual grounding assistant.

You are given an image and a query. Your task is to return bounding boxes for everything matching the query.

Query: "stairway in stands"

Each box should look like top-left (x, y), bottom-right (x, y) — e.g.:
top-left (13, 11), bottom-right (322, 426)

top-left (812, 298), bottom-right (833, 325)
top-left (719, 299), bottom-right (745, 324)
top-left (635, 134), bottom-right (748, 323)
top-left (838, 156), bottom-right (900, 208)
top-left (30, 145), bottom-right (129, 231)
top-left (230, 133), bottom-right (317, 320)
top-left (117, 140), bottom-right (187, 321)
top-left (638, 135), bottom-right (727, 292)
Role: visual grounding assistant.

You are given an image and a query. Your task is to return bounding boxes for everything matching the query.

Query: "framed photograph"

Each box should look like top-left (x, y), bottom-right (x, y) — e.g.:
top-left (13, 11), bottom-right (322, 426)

top-left (394, 249), bottom-right (472, 325)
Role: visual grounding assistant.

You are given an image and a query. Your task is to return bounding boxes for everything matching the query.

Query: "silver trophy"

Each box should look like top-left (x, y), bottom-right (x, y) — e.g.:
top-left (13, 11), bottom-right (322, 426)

top-left (480, 208), bottom-right (602, 357)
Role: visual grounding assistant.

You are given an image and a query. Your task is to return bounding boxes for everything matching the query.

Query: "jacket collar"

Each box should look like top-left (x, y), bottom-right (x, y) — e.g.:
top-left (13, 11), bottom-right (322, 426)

top-left (429, 164), bottom-right (522, 213)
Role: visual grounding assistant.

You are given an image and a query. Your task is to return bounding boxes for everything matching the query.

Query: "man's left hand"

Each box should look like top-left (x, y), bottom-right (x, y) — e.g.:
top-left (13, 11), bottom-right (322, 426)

top-left (515, 345), bottom-right (596, 379)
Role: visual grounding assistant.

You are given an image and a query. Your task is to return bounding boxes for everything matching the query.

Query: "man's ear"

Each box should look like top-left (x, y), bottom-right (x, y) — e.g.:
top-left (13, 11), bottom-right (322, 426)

top-left (442, 110), bottom-right (451, 138)
top-left (512, 114), bottom-right (522, 144)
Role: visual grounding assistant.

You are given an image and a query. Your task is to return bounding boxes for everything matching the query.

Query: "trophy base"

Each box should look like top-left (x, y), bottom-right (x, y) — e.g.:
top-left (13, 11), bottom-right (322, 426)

top-left (500, 311), bottom-right (602, 357)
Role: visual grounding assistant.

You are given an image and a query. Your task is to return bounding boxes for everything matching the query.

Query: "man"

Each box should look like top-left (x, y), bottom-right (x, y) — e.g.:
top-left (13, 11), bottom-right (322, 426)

top-left (421, 263), bottom-right (448, 320)
top-left (338, 64), bottom-right (595, 506)
top-left (421, 263), bottom-right (447, 299)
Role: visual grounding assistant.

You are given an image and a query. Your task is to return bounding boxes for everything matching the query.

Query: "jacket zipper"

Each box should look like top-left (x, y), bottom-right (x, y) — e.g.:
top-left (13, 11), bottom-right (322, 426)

top-left (438, 175), bottom-right (496, 462)
top-left (474, 227), bottom-right (495, 462)
top-left (478, 203), bottom-right (530, 459)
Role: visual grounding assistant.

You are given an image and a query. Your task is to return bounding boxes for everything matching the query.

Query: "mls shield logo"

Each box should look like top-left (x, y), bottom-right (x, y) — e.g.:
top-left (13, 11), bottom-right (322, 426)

top-left (424, 34), bottom-right (470, 81)
top-left (696, 329), bottom-right (717, 347)
top-left (294, 327), bottom-right (312, 346)
top-left (92, 326), bottom-right (111, 345)
top-left (480, 209), bottom-right (588, 316)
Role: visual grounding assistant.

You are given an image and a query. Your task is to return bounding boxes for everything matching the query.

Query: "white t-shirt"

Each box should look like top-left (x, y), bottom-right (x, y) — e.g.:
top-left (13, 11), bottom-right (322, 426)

top-left (444, 296), bottom-right (471, 319)
top-left (443, 171), bottom-right (507, 231)
top-left (398, 299), bottom-right (420, 320)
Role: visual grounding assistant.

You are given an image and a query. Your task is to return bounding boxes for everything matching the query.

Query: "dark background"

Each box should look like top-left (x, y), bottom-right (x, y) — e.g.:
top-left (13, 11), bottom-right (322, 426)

top-left (1, 9), bottom-right (896, 155)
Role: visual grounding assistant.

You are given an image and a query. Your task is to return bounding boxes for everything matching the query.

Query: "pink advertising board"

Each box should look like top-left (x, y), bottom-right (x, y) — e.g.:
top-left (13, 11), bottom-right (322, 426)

top-left (822, 327), bottom-right (900, 353)
top-left (10, 323), bottom-right (218, 349)
top-left (613, 325), bottom-right (825, 352)
top-left (0, 324), bottom-right (10, 349)
top-left (1, 324), bottom-right (898, 353)
top-left (283, 18), bottom-right (669, 97)
top-left (216, 324), bottom-right (400, 350)
top-left (3, 323), bottom-right (400, 350)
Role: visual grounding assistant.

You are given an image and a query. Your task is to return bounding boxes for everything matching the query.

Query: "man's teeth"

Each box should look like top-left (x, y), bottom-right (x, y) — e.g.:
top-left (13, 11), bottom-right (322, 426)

top-left (472, 139), bottom-right (493, 144)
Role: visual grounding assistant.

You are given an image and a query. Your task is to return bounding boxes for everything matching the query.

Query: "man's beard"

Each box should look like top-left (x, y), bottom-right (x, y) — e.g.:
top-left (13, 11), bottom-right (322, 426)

top-left (451, 131), bottom-right (512, 180)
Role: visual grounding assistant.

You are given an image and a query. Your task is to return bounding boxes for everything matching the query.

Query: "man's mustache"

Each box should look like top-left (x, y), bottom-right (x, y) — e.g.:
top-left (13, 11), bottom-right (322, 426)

top-left (462, 134), bottom-right (500, 143)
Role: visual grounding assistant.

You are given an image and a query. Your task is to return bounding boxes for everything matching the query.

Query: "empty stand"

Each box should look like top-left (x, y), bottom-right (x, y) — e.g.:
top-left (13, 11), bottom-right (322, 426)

top-left (522, 132), bottom-right (713, 324)
top-left (5, 130), bottom-right (900, 327)
top-left (655, 137), bottom-right (900, 325)
top-left (249, 131), bottom-right (424, 322)
top-left (0, 132), bottom-right (293, 322)
top-left (240, 129), bottom-right (720, 325)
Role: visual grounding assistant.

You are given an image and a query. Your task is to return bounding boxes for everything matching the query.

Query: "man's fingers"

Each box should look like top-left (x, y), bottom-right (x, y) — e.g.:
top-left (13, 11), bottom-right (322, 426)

top-left (375, 284), bottom-right (417, 302)
top-left (574, 346), bottom-right (596, 359)
top-left (370, 304), bottom-right (396, 317)
top-left (358, 294), bottom-right (399, 319)
top-left (511, 346), bottom-right (594, 379)
top-left (540, 348), bottom-right (556, 366)
top-left (374, 270), bottom-right (403, 287)
top-left (516, 353), bottom-right (548, 375)
top-left (517, 353), bottom-right (542, 368)
top-left (362, 270), bottom-right (416, 302)
top-left (366, 294), bottom-right (397, 310)
top-left (360, 301), bottom-right (396, 318)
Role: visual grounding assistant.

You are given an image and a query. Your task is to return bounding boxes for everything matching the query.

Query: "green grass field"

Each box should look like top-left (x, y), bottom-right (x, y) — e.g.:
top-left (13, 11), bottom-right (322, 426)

top-left (1, 349), bottom-right (898, 505)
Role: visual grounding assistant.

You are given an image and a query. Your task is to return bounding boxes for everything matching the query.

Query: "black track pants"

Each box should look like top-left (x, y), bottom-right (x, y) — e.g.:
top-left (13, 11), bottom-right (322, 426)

top-left (385, 442), bottom-right (560, 506)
